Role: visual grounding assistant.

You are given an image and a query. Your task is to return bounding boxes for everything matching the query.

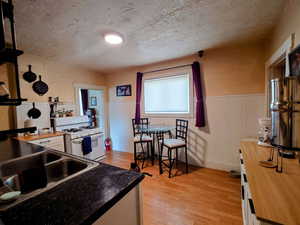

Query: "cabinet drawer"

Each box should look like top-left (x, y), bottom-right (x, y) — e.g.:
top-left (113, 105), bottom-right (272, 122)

top-left (29, 136), bottom-right (65, 152)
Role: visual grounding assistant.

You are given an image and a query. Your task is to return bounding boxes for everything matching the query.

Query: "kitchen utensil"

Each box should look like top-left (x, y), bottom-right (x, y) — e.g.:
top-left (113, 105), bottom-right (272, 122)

top-left (32, 75), bottom-right (48, 96)
top-left (22, 65), bottom-right (37, 83)
top-left (27, 103), bottom-right (41, 119)
top-left (0, 82), bottom-right (9, 99)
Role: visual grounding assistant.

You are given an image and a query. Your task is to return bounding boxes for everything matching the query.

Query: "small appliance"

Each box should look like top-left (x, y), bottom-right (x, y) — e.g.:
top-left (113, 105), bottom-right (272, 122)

top-left (258, 118), bottom-right (272, 147)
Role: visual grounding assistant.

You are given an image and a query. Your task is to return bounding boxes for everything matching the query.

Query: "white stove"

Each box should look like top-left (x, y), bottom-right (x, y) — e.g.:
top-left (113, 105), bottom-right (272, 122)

top-left (54, 116), bottom-right (105, 161)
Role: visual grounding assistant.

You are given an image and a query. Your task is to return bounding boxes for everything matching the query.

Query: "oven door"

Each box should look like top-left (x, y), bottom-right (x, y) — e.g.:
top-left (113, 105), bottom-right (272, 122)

top-left (71, 133), bottom-right (105, 160)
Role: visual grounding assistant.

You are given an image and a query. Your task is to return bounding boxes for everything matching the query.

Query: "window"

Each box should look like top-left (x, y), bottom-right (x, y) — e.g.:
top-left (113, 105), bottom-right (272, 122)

top-left (143, 74), bottom-right (190, 114)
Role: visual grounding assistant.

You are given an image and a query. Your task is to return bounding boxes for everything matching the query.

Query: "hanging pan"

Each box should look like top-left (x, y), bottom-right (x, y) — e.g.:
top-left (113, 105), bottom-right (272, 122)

top-left (27, 102), bottom-right (41, 119)
top-left (23, 65), bottom-right (37, 83)
top-left (32, 75), bottom-right (48, 96)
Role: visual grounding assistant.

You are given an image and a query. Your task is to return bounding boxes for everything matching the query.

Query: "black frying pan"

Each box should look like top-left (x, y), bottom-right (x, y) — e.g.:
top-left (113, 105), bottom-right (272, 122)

top-left (27, 102), bottom-right (41, 119)
top-left (32, 75), bottom-right (48, 96)
top-left (23, 65), bottom-right (37, 83)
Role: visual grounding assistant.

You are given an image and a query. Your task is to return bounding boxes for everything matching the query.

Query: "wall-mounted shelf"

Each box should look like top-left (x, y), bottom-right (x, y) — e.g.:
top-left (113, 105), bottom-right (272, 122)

top-left (0, 0), bottom-right (26, 106)
top-left (0, 127), bottom-right (37, 140)
top-left (0, 98), bottom-right (27, 105)
top-left (0, 48), bottom-right (23, 65)
top-left (0, 127), bottom-right (36, 135)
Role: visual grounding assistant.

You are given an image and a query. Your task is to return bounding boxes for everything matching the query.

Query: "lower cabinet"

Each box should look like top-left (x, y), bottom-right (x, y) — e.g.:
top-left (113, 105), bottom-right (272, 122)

top-left (239, 150), bottom-right (272, 225)
top-left (28, 136), bottom-right (65, 152)
top-left (93, 185), bottom-right (143, 225)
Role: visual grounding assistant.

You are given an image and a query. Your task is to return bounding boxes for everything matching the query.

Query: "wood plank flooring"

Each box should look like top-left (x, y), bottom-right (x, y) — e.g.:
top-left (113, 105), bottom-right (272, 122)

top-left (103, 151), bottom-right (242, 225)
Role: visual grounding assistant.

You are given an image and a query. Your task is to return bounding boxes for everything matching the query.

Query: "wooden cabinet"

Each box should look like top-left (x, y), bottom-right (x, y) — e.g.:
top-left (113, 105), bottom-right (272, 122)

top-left (28, 135), bottom-right (65, 152)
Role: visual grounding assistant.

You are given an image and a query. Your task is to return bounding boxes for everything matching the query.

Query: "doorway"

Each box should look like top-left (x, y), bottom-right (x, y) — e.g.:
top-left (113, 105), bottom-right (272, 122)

top-left (74, 84), bottom-right (107, 136)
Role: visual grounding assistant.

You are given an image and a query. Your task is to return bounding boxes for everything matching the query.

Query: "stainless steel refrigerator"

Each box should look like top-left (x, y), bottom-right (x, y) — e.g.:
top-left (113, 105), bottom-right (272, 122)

top-left (270, 76), bottom-right (300, 150)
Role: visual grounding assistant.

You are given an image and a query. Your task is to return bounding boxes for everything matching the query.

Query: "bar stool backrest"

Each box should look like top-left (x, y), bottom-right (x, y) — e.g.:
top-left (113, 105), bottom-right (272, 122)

top-left (175, 119), bottom-right (188, 143)
top-left (132, 118), bottom-right (149, 136)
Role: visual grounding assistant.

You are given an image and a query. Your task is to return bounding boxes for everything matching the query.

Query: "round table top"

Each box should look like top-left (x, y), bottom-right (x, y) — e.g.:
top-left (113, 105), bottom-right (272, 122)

top-left (136, 125), bottom-right (175, 133)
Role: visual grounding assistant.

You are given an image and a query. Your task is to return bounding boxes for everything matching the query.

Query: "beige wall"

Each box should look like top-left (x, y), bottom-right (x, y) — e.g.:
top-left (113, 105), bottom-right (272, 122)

top-left (267, 0), bottom-right (300, 58)
top-left (18, 54), bottom-right (106, 103)
top-left (106, 41), bottom-right (266, 99)
top-left (0, 53), bottom-right (105, 131)
top-left (106, 41), bottom-right (266, 170)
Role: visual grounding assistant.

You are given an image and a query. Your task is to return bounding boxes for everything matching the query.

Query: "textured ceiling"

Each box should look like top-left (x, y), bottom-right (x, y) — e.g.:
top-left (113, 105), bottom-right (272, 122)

top-left (13, 0), bottom-right (284, 72)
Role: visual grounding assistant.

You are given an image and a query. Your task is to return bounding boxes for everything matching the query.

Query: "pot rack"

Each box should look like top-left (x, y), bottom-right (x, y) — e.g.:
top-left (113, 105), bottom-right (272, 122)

top-left (0, 0), bottom-right (26, 106)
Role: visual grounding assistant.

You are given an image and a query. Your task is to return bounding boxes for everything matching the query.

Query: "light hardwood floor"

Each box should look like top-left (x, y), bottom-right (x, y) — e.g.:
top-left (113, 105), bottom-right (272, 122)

top-left (103, 151), bottom-right (242, 225)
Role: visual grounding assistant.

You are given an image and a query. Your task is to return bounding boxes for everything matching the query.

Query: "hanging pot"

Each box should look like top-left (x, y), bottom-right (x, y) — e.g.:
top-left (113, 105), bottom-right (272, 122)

top-left (23, 65), bottom-right (37, 83)
top-left (32, 75), bottom-right (48, 96)
top-left (27, 102), bottom-right (41, 119)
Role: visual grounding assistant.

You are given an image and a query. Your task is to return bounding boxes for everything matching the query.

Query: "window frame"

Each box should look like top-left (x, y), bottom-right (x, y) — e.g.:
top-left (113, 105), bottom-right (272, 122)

top-left (141, 68), bottom-right (194, 118)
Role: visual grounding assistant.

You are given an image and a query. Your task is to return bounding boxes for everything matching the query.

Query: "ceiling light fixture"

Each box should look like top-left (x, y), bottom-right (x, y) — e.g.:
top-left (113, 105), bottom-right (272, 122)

top-left (104, 33), bottom-right (123, 45)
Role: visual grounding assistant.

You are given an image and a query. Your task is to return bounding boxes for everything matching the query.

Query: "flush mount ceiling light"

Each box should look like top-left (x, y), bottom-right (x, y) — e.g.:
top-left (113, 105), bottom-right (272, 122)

top-left (104, 33), bottom-right (123, 45)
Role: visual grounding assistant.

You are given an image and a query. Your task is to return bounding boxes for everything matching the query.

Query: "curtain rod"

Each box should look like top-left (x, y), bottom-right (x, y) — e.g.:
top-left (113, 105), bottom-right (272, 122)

top-left (142, 63), bottom-right (192, 75)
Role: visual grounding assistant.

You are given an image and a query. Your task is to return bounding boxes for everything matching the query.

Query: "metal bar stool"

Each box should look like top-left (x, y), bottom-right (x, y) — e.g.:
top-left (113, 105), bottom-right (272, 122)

top-left (132, 118), bottom-right (153, 169)
top-left (158, 119), bottom-right (188, 178)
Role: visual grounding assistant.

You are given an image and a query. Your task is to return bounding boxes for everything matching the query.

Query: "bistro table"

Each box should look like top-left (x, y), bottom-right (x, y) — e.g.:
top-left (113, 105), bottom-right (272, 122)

top-left (136, 125), bottom-right (175, 164)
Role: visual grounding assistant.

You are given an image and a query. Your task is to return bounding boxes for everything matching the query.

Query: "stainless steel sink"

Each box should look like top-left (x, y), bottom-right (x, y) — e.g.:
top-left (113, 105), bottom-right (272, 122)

top-left (0, 150), bottom-right (99, 210)
top-left (47, 159), bottom-right (88, 182)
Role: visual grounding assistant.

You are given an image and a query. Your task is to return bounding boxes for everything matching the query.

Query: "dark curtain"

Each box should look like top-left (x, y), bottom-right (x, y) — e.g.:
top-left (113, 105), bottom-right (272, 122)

top-left (192, 61), bottom-right (205, 127)
top-left (134, 72), bottom-right (143, 124)
top-left (81, 89), bottom-right (88, 115)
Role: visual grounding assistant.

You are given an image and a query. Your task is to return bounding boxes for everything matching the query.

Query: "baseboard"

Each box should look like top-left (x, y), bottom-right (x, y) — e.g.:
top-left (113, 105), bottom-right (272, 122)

top-left (202, 160), bottom-right (240, 172)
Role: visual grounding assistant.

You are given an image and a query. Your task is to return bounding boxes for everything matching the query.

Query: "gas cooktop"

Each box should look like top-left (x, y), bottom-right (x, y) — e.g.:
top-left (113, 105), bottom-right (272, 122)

top-left (62, 128), bottom-right (82, 133)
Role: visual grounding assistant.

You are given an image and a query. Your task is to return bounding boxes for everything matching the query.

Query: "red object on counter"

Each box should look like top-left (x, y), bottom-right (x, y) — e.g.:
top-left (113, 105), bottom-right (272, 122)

top-left (105, 137), bottom-right (112, 151)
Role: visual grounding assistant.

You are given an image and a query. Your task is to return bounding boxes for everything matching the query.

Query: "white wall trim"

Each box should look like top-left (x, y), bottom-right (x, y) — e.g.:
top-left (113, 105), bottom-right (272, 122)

top-left (204, 160), bottom-right (240, 172)
top-left (109, 93), bottom-right (265, 171)
top-left (74, 83), bottom-right (108, 138)
top-left (141, 67), bottom-right (195, 119)
top-left (264, 34), bottom-right (295, 116)
top-left (265, 34), bottom-right (294, 68)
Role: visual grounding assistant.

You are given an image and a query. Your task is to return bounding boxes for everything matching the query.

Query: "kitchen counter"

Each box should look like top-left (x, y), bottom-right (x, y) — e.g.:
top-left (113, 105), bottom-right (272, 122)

top-left (0, 139), bottom-right (144, 225)
top-left (240, 140), bottom-right (300, 225)
top-left (14, 131), bottom-right (64, 141)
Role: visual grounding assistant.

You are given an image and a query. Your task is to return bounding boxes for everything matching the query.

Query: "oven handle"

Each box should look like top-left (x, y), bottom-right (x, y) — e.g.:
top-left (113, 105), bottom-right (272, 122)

top-left (72, 133), bottom-right (103, 145)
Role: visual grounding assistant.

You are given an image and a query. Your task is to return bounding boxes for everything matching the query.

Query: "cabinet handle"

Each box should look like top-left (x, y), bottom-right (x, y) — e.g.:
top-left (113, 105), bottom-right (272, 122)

top-left (241, 185), bottom-right (244, 200)
top-left (243, 174), bottom-right (247, 183)
top-left (248, 199), bottom-right (256, 214)
top-left (240, 159), bottom-right (244, 164)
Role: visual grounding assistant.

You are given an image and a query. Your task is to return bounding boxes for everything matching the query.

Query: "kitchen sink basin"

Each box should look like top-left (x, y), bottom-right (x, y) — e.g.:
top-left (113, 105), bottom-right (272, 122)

top-left (47, 159), bottom-right (88, 182)
top-left (0, 152), bottom-right (62, 177)
top-left (45, 152), bottom-right (61, 163)
top-left (0, 150), bottom-right (99, 210)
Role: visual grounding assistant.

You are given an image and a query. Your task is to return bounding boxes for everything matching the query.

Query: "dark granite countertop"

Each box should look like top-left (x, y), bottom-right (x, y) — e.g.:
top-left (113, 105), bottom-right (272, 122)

top-left (0, 139), bottom-right (144, 225)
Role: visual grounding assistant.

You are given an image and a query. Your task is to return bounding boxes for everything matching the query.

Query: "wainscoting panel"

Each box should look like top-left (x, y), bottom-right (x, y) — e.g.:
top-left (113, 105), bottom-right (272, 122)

top-left (109, 93), bottom-right (265, 171)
